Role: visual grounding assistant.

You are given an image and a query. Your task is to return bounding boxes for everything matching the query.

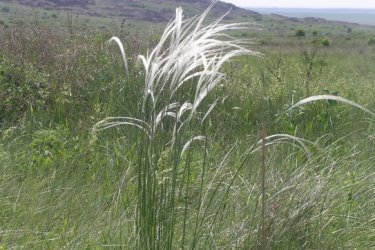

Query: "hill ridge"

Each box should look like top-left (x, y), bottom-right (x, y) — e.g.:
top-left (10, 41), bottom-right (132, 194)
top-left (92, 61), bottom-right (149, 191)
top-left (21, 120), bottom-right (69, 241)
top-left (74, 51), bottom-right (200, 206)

top-left (2, 0), bottom-right (261, 22)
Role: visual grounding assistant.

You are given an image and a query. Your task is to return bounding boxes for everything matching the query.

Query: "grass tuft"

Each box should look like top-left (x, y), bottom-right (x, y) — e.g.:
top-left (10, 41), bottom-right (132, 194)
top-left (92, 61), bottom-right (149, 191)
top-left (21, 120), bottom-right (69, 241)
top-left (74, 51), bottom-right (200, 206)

top-left (95, 3), bottom-right (258, 248)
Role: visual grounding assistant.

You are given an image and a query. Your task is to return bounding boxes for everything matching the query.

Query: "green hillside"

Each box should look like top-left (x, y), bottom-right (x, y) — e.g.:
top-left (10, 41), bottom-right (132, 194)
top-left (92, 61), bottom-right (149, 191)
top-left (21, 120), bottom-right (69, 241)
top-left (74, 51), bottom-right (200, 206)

top-left (2, 0), bottom-right (261, 21)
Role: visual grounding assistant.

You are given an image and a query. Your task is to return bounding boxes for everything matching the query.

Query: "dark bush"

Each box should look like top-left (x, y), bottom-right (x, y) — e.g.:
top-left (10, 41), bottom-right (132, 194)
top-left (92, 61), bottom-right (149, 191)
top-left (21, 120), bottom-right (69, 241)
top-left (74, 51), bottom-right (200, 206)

top-left (320, 37), bottom-right (331, 46)
top-left (295, 29), bottom-right (306, 37)
top-left (312, 37), bottom-right (331, 47)
top-left (1, 6), bottom-right (10, 13)
top-left (0, 58), bottom-right (50, 123)
top-left (368, 36), bottom-right (375, 45)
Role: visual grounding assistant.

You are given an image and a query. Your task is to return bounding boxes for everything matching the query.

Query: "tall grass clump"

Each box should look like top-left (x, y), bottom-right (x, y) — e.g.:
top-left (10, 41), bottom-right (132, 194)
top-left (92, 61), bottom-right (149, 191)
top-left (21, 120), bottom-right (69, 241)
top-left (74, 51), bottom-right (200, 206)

top-left (94, 3), bottom-right (257, 248)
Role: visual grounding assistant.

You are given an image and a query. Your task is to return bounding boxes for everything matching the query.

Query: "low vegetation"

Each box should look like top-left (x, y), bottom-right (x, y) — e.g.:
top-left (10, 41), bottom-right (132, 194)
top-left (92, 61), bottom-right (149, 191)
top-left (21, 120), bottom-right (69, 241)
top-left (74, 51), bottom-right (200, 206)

top-left (295, 29), bottom-right (306, 37)
top-left (0, 2), bottom-right (374, 249)
top-left (368, 36), bottom-right (375, 45)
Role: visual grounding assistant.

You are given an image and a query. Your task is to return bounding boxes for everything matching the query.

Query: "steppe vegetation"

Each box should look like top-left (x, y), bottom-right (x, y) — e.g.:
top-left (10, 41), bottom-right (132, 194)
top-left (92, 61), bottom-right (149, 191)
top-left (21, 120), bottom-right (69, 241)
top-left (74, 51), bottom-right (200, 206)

top-left (0, 1), bottom-right (374, 249)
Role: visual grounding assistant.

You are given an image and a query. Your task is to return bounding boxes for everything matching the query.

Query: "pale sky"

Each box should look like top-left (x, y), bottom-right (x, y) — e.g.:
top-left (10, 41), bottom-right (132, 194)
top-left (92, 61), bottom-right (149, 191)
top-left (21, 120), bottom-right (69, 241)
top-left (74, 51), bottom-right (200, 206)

top-left (221, 0), bottom-right (375, 8)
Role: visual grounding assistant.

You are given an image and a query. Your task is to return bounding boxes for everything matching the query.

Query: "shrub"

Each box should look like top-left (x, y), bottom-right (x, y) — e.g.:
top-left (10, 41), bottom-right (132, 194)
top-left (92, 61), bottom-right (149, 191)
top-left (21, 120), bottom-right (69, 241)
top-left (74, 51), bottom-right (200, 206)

top-left (1, 6), bottom-right (10, 13)
top-left (312, 30), bottom-right (318, 36)
top-left (312, 37), bottom-right (331, 47)
top-left (28, 127), bottom-right (70, 170)
top-left (368, 36), bottom-right (375, 45)
top-left (258, 39), bottom-right (267, 45)
top-left (0, 57), bottom-right (50, 123)
top-left (254, 15), bottom-right (263, 21)
top-left (320, 37), bottom-right (331, 46)
top-left (296, 29), bottom-right (306, 37)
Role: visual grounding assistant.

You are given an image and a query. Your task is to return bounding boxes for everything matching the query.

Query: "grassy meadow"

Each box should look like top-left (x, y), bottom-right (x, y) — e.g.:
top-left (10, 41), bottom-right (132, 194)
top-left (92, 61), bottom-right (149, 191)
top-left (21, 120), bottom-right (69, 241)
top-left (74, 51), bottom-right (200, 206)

top-left (0, 3), bottom-right (374, 249)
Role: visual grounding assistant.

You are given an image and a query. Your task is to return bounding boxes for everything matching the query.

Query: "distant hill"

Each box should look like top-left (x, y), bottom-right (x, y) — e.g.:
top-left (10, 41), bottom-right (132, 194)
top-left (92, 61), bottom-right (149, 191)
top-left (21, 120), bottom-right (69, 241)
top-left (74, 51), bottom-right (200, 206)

top-left (250, 8), bottom-right (375, 26)
top-left (2, 0), bottom-right (261, 22)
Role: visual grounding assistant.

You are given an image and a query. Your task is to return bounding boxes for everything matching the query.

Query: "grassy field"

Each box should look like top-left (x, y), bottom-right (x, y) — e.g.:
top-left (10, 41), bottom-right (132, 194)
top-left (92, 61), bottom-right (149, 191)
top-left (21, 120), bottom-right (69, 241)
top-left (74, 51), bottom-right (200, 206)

top-left (0, 3), bottom-right (374, 249)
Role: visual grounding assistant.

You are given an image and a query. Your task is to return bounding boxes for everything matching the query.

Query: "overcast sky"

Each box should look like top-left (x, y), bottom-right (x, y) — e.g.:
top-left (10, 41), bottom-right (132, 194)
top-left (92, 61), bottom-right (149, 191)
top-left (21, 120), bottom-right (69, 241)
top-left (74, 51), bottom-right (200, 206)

top-left (221, 0), bottom-right (375, 8)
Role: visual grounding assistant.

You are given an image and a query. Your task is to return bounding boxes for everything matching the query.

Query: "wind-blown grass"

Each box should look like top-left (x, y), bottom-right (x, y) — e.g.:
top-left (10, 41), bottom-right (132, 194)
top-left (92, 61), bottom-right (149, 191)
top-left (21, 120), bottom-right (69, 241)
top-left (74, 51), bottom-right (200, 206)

top-left (95, 3), bottom-right (258, 248)
top-left (290, 94), bottom-right (375, 117)
top-left (1, 1), bottom-right (374, 249)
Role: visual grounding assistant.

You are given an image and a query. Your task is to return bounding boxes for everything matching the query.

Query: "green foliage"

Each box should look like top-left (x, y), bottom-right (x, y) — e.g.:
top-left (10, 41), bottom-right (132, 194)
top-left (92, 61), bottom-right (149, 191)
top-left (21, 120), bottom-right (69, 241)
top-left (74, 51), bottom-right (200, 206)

top-left (0, 4), bottom-right (374, 250)
top-left (368, 36), bottom-right (375, 45)
top-left (320, 37), bottom-right (331, 46)
top-left (28, 127), bottom-right (70, 169)
top-left (313, 37), bottom-right (331, 46)
top-left (1, 6), bottom-right (10, 13)
top-left (296, 29), bottom-right (306, 37)
top-left (254, 15), bottom-right (263, 21)
top-left (0, 57), bottom-right (50, 123)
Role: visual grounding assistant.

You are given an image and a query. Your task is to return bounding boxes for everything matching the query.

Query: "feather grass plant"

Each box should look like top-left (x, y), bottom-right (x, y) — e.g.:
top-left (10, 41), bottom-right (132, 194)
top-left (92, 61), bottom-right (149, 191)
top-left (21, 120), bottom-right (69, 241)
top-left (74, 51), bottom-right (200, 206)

top-left (94, 2), bottom-right (258, 248)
